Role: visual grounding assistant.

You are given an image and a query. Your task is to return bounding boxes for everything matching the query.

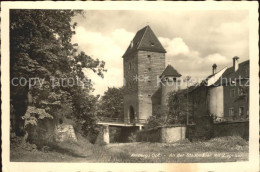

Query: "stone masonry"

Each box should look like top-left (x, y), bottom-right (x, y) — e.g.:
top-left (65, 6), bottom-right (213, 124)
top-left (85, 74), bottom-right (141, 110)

top-left (55, 124), bottom-right (77, 142)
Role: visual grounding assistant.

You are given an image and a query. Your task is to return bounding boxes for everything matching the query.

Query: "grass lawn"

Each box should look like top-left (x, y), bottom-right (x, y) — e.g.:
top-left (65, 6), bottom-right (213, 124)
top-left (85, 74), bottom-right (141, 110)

top-left (10, 135), bottom-right (248, 163)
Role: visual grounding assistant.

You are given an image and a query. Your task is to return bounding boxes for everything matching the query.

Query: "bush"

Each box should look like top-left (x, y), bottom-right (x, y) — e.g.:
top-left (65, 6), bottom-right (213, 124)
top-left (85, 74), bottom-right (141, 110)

top-left (146, 105), bottom-right (167, 129)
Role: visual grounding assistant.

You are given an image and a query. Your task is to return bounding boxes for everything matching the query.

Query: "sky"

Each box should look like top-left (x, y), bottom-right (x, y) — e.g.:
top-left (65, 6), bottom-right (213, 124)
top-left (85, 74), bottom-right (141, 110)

top-left (71, 10), bottom-right (249, 95)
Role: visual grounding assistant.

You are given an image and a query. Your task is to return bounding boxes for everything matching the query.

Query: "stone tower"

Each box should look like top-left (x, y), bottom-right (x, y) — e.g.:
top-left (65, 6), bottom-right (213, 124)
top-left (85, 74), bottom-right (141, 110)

top-left (122, 25), bottom-right (166, 123)
top-left (160, 65), bottom-right (182, 107)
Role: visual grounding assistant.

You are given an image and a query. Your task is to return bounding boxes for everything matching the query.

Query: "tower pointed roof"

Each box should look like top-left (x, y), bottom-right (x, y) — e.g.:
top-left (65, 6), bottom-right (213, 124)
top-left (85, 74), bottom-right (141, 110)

top-left (161, 65), bottom-right (182, 78)
top-left (123, 25), bottom-right (166, 57)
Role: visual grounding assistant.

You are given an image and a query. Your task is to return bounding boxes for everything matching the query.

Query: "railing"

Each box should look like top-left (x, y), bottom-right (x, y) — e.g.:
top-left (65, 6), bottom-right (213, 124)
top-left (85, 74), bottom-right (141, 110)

top-left (214, 115), bottom-right (249, 123)
top-left (125, 118), bottom-right (147, 124)
top-left (98, 117), bottom-right (124, 123)
top-left (98, 117), bottom-right (147, 124)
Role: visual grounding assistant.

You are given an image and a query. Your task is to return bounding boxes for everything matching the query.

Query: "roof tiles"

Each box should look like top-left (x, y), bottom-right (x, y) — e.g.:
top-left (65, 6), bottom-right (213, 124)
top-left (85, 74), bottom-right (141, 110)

top-left (123, 25), bottom-right (166, 57)
top-left (161, 64), bottom-right (182, 77)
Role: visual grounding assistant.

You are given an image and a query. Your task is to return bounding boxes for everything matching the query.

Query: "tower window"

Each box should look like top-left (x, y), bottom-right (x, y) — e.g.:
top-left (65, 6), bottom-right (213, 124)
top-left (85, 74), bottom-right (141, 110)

top-left (239, 107), bottom-right (244, 116)
top-left (151, 42), bottom-right (154, 46)
top-left (148, 67), bottom-right (151, 71)
top-left (238, 87), bottom-right (244, 96)
top-left (168, 78), bottom-right (173, 82)
top-left (147, 55), bottom-right (151, 58)
top-left (230, 89), bottom-right (235, 97)
top-left (229, 108), bottom-right (234, 116)
top-left (129, 63), bottom-right (132, 70)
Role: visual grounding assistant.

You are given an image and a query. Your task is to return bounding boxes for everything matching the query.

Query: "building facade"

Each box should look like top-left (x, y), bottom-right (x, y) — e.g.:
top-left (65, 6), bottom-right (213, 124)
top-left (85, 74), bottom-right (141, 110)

top-left (189, 57), bottom-right (249, 122)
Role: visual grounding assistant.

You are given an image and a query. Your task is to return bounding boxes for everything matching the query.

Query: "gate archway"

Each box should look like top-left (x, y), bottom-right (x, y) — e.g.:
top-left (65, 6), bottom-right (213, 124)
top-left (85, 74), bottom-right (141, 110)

top-left (129, 106), bottom-right (135, 123)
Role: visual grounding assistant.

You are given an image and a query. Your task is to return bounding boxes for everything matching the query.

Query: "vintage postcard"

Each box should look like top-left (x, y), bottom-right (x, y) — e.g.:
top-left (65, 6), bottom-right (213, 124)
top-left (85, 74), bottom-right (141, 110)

top-left (1, 1), bottom-right (259, 172)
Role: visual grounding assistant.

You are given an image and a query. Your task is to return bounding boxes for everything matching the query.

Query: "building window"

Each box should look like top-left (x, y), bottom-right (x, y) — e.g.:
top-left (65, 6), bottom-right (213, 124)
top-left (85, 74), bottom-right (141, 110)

top-left (167, 77), bottom-right (173, 82)
top-left (148, 67), bottom-right (151, 71)
top-left (239, 107), bottom-right (244, 116)
top-left (230, 89), bottom-right (235, 97)
top-left (238, 87), bottom-right (246, 96)
top-left (147, 55), bottom-right (152, 63)
top-left (238, 87), bottom-right (242, 96)
top-left (229, 108), bottom-right (234, 116)
top-left (151, 42), bottom-right (154, 46)
top-left (129, 63), bottom-right (132, 70)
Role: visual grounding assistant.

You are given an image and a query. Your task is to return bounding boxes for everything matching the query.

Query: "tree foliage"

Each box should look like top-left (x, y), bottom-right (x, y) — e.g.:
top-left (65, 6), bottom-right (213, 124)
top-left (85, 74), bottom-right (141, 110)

top-left (97, 87), bottom-right (124, 119)
top-left (146, 105), bottom-right (167, 129)
top-left (22, 106), bottom-right (53, 127)
top-left (146, 90), bottom-right (194, 129)
top-left (167, 90), bottom-right (193, 124)
top-left (10, 9), bottom-right (106, 137)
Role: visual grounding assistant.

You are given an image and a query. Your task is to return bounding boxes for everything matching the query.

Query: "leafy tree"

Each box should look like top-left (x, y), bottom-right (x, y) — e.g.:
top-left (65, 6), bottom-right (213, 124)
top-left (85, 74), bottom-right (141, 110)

top-left (167, 91), bottom-right (191, 124)
top-left (146, 105), bottom-right (167, 129)
top-left (167, 90), bottom-right (193, 125)
top-left (97, 87), bottom-right (124, 120)
top-left (146, 89), bottom-right (194, 129)
top-left (10, 9), bottom-right (106, 139)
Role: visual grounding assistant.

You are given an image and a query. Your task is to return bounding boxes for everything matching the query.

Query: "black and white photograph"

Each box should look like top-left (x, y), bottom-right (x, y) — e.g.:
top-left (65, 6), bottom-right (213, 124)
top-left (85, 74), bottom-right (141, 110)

top-left (1, 1), bottom-right (259, 172)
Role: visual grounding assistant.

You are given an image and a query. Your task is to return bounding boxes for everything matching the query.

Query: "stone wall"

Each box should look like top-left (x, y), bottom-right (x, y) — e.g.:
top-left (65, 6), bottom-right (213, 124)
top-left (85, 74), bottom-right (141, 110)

top-left (55, 124), bottom-right (77, 142)
top-left (137, 125), bottom-right (186, 143)
top-left (213, 121), bottom-right (249, 140)
top-left (137, 50), bottom-right (165, 120)
top-left (186, 121), bottom-right (249, 141)
top-left (161, 126), bottom-right (186, 143)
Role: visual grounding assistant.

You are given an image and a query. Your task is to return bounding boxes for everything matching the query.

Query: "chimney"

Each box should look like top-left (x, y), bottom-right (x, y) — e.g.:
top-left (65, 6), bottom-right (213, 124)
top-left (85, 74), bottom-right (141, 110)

top-left (233, 56), bottom-right (239, 72)
top-left (212, 63), bottom-right (217, 75)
